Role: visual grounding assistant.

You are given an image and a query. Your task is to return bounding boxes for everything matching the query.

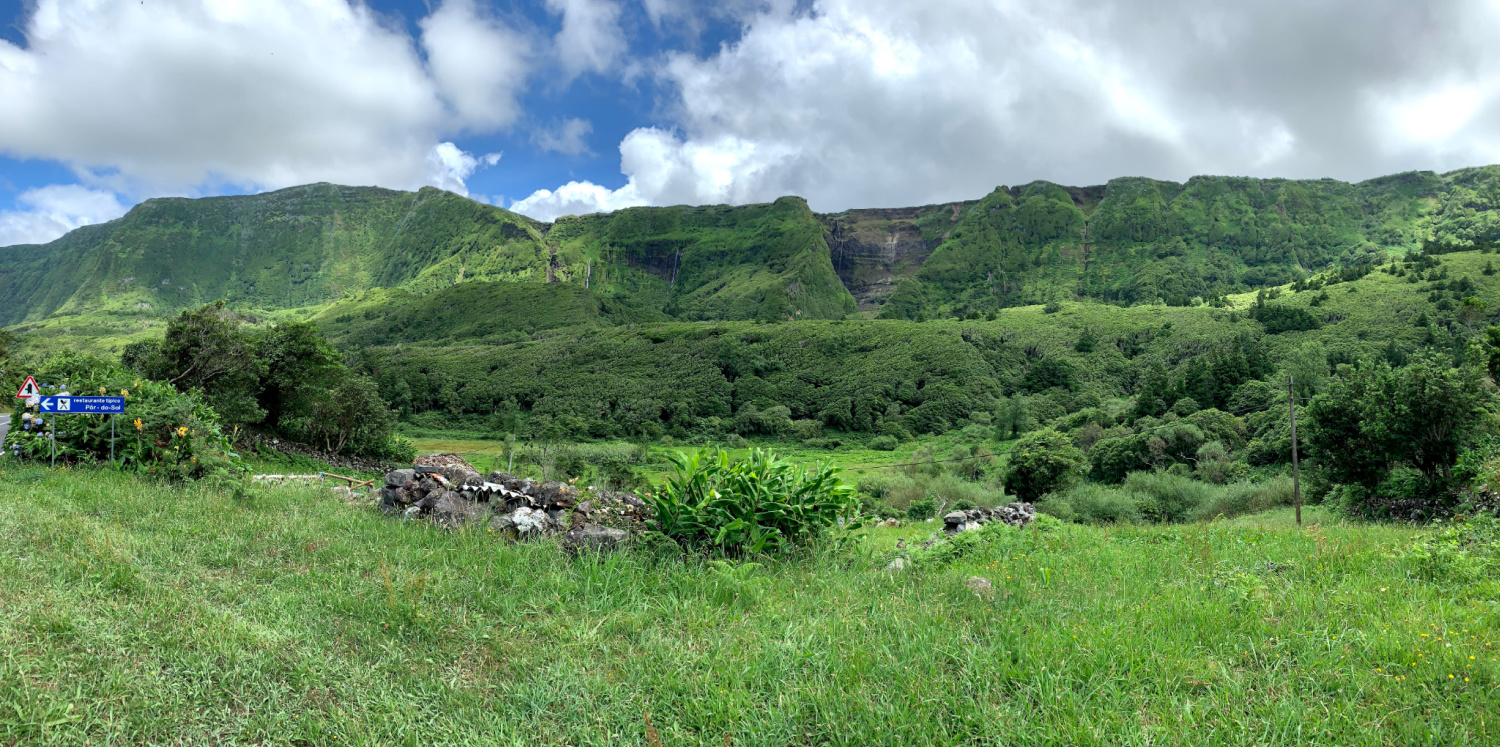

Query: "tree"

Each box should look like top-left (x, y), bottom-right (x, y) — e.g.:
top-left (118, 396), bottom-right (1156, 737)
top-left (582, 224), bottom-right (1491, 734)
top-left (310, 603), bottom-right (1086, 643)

top-left (1021, 357), bottom-right (1076, 393)
top-left (256, 322), bottom-right (343, 431)
top-left (147, 302), bottom-right (266, 425)
top-left (1131, 362), bottom-right (1174, 420)
top-left (1005, 429), bottom-right (1085, 501)
top-left (296, 374), bottom-right (398, 456)
top-left (1282, 342), bottom-right (1328, 398)
top-left (1306, 352), bottom-right (1493, 490)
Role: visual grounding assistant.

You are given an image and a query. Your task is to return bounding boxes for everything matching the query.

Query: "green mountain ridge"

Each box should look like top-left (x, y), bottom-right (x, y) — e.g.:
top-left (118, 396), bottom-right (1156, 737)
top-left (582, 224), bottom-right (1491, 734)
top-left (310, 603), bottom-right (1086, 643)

top-left (4, 167), bottom-right (1500, 343)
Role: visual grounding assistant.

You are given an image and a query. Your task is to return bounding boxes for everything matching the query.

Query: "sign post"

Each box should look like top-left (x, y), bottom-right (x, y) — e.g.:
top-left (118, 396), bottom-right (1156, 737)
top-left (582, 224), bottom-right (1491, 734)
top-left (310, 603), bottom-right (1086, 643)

top-left (36, 396), bottom-right (127, 470)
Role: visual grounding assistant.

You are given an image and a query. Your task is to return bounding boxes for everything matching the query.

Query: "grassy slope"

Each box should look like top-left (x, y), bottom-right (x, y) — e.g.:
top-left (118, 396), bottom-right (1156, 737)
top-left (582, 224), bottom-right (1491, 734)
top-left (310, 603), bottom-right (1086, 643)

top-left (2, 467), bottom-right (1495, 745)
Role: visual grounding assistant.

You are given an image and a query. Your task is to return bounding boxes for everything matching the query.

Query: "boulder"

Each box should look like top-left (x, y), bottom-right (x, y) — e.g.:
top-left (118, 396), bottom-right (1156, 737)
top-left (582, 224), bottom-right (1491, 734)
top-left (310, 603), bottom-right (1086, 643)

top-left (996, 502), bottom-right (1036, 527)
top-left (434, 492), bottom-right (487, 527)
top-left (561, 524), bottom-right (630, 555)
top-left (380, 486), bottom-right (404, 510)
top-left (384, 469), bottom-right (416, 488)
top-left (437, 465), bottom-right (480, 486)
top-left (417, 477), bottom-right (442, 494)
top-left (533, 481), bottom-right (579, 508)
top-left (509, 506), bottom-right (557, 537)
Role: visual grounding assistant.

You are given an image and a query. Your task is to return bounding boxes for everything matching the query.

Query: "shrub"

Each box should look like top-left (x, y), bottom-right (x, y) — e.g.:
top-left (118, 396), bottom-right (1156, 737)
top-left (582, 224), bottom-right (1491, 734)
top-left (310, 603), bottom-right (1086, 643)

top-left (857, 472), bottom-right (926, 512)
top-left (1005, 429), bottom-right (1084, 502)
top-left (868, 435), bottom-right (899, 451)
top-left (924, 473), bottom-right (1005, 510)
top-left (1338, 467), bottom-right (1454, 521)
top-left (1055, 483), bottom-right (1141, 523)
top-left (1394, 514), bottom-right (1500, 583)
top-left (1089, 433), bottom-right (1152, 484)
top-left (1123, 471), bottom-right (1215, 523)
top-left (646, 449), bottom-right (856, 555)
top-left (906, 498), bottom-right (936, 521)
top-left (1188, 477), bottom-right (1295, 521)
top-left (5, 366), bottom-right (242, 480)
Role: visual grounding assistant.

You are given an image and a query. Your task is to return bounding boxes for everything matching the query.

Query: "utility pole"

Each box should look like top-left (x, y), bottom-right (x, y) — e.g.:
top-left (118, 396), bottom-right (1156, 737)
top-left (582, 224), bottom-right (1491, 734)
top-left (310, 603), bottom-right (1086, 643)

top-left (1288, 375), bottom-right (1302, 526)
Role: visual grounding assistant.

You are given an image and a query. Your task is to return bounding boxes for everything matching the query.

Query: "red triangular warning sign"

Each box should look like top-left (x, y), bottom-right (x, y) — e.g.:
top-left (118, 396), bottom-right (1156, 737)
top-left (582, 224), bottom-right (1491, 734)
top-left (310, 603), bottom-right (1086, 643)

top-left (15, 376), bottom-right (39, 399)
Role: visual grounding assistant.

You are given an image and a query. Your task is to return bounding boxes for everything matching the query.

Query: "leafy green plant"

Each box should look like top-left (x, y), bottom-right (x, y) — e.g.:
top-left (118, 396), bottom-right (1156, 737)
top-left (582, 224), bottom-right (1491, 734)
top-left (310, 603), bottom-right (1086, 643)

top-left (5, 361), bottom-right (242, 480)
top-left (645, 448), bottom-right (856, 555)
top-left (1004, 429), bottom-right (1084, 502)
top-left (1394, 513), bottom-right (1500, 583)
top-left (905, 498), bottom-right (936, 521)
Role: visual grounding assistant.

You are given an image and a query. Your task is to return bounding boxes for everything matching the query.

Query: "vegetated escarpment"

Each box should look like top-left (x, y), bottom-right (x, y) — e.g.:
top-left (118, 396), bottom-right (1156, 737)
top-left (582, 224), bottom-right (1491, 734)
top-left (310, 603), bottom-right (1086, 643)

top-left (3, 166), bottom-right (1500, 335)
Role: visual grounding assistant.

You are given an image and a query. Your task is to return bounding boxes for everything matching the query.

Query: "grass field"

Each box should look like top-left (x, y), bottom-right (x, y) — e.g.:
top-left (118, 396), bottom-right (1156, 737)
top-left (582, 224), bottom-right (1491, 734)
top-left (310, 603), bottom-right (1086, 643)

top-left (1, 465), bottom-right (1496, 745)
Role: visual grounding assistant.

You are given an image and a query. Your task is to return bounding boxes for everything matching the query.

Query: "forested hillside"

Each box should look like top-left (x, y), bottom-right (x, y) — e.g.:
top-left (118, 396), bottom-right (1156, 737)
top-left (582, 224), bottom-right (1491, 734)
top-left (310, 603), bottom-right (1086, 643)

top-left (5, 167), bottom-right (1500, 336)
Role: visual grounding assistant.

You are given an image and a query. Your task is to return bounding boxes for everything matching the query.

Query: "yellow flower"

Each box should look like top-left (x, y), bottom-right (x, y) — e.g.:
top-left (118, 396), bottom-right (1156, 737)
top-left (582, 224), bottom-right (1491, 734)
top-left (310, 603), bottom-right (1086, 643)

top-left (98, 386), bottom-right (107, 394)
top-left (121, 389), bottom-right (130, 397)
top-left (133, 418), bottom-right (143, 430)
top-left (177, 426), bottom-right (188, 437)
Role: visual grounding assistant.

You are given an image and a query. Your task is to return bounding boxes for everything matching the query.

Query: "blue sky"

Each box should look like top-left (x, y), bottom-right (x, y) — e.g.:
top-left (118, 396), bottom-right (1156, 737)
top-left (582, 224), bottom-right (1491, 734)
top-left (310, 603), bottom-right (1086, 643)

top-left (3, 0), bottom-right (1500, 246)
top-left (0, 0), bottom-right (755, 239)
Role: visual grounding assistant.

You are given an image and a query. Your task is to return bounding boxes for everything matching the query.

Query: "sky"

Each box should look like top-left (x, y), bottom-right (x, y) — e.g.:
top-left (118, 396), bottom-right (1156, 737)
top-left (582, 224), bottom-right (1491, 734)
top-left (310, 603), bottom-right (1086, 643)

top-left (3, 0), bottom-right (1500, 247)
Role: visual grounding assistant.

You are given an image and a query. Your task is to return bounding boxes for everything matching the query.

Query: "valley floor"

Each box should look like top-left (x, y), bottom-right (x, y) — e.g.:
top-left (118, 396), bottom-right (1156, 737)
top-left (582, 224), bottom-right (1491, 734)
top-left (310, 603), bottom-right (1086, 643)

top-left (0, 467), bottom-right (1495, 746)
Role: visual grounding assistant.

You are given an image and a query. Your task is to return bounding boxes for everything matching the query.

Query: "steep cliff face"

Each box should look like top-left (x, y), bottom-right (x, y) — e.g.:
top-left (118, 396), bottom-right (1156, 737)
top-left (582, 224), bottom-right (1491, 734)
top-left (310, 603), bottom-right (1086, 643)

top-left (548, 196), bottom-right (858, 321)
top-left (4, 166), bottom-right (1499, 337)
top-left (819, 203), bottom-right (974, 311)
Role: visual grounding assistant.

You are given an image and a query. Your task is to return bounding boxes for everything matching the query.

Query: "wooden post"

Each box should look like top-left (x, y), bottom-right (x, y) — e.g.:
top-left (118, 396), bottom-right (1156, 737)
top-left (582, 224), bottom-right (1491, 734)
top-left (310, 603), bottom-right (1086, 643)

top-left (1288, 375), bottom-right (1302, 526)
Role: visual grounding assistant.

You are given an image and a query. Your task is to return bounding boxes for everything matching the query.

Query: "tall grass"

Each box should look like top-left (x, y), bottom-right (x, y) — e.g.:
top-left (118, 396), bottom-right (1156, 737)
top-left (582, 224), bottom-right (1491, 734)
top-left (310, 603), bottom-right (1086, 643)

top-left (856, 472), bottom-right (1008, 515)
top-left (0, 465), bottom-right (1495, 745)
top-left (1042, 473), bottom-right (1297, 525)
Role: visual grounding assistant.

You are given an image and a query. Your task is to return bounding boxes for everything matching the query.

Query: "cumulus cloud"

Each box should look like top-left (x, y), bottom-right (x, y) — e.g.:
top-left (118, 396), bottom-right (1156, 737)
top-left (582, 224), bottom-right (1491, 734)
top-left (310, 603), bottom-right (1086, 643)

top-left (421, 0), bottom-right (533, 130)
top-left (513, 0), bottom-right (1500, 219)
top-left (534, 118), bottom-right (595, 156)
top-left (427, 143), bottom-right (504, 194)
top-left (0, 0), bottom-right (528, 196)
top-left (509, 179), bottom-right (646, 221)
top-left (0, 185), bottom-right (127, 246)
top-left (546, 0), bottom-right (628, 78)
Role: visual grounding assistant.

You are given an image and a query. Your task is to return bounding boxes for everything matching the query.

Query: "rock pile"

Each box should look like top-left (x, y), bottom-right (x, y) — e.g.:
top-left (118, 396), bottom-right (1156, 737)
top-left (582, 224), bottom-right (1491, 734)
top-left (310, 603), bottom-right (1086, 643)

top-left (413, 453), bottom-right (480, 472)
top-left (942, 502), bottom-right (1037, 534)
top-left (379, 465), bottom-right (652, 554)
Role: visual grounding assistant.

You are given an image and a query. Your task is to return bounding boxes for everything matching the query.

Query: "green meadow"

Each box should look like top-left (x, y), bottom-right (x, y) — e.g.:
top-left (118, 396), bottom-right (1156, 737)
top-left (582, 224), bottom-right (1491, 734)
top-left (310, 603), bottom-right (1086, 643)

top-left (2, 466), bottom-right (1495, 746)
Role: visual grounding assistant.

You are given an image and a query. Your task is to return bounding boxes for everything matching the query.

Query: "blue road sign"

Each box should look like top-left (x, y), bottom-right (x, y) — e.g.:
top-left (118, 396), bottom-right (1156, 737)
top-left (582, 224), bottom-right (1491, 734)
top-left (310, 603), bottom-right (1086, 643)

top-left (39, 396), bottom-right (126, 414)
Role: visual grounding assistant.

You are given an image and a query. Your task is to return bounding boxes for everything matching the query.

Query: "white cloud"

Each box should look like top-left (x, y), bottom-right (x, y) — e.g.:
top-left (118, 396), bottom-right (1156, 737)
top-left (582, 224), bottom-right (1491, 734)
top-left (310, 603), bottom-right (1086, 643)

top-left (534, 118), bottom-right (594, 156)
top-left (516, 0), bottom-right (1500, 217)
top-left (510, 179), bottom-right (646, 221)
top-left (0, 185), bottom-right (127, 246)
top-left (426, 143), bottom-right (503, 195)
top-left (0, 0), bottom-right (529, 196)
top-left (546, 0), bottom-right (627, 79)
top-left (421, 0), bottom-right (532, 130)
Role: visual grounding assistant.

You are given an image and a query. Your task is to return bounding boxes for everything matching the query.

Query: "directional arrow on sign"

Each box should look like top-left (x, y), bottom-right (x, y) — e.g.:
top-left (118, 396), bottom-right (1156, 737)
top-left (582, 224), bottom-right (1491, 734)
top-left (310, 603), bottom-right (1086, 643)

top-left (39, 397), bottom-right (125, 414)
